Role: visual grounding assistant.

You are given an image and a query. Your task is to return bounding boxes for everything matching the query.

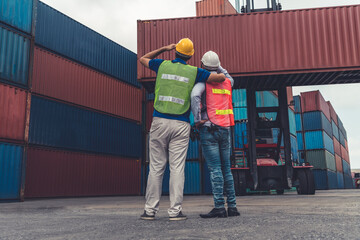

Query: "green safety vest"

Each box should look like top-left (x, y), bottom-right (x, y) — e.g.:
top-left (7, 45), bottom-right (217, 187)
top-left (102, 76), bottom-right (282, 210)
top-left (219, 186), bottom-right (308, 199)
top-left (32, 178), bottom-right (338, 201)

top-left (154, 60), bottom-right (197, 115)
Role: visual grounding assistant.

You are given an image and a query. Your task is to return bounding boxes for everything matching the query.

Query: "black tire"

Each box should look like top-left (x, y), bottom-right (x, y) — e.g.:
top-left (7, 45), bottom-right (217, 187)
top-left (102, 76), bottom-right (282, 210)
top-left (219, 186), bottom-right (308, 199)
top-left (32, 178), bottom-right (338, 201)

top-left (305, 169), bottom-right (315, 195)
top-left (296, 170), bottom-right (308, 195)
top-left (238, 171), bottom-right (247, 196)
top-left (276, 189), bottom-right (284, 195)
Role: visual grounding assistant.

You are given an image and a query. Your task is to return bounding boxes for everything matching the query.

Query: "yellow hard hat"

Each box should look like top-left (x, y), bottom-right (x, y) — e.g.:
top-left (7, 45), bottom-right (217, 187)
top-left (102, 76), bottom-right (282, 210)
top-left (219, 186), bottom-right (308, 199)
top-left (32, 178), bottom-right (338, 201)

top-left (176, 38), bottom-right (194, 56)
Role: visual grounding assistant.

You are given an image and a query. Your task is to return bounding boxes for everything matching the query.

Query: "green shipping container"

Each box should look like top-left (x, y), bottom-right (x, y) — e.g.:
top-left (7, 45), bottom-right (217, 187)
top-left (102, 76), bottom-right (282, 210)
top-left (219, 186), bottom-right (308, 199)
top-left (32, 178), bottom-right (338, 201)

top-left (306, 150), bottom-right (336, 171)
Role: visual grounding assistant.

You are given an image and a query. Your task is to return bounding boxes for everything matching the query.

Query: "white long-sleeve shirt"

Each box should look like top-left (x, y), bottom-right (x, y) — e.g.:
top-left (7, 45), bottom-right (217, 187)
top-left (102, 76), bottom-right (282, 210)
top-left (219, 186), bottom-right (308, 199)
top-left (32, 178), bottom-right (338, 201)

top-left (190, 66), bottom-right (234, 127)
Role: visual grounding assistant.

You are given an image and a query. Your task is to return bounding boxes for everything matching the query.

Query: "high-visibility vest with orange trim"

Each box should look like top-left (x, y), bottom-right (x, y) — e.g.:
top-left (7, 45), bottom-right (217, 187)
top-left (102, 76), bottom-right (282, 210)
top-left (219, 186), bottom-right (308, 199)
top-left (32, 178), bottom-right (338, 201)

top-left (206, 78), bottom-right (235, 127)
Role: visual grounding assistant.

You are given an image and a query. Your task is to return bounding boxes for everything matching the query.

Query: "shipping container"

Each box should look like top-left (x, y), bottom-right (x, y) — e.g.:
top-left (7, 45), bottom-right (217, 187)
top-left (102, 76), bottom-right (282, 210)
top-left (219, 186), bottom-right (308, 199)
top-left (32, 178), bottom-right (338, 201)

top-left (187, 139), bottom-right (199, 160)
top-left (234, 107), bottom-right (247, 121)
top-left (337, 117), bottom-right (347, 140)
top-left (302, 111), bottom-right (332, 137)
top-left (335, 154), bottom-right (343, 172)
top-left (0, 26), bottom-right (31, 87)
top-left (0, 0), bottom-right (35, 34)
top-left (332, 121), bottom-right (339, 140)
top-left (327, 101), bottom-right (338, 125)
top-left (32, 47), bottom-right (142, 122)
top-left (341, 145), bottom-right (349, 163)
top-left (305, 150), bottom-right (336, 171)
top-left (288, 109), bottom-right (296, 136)
top-left (337, 172), bottom-right (344, 189)
top-left (297, 132), bottom-right (304, 151)
top-left (0, 142), bottom-right (24, 200)
top-left (294, 96), bottom-right (301, 113)
top-left (0, 83), bottom-right (29, 142)
top-left (149, 161), bottom-right (201, 195)
top-left (304, 130), bottom-right (334, 154)
top-left (232, 89), bottom-right (246, 107)
top-left (290, 134), bottom-right (299, 162)
top-left (35, 2), bottom-right (139, 87)
top-left (333, 138), bottom-right (341, 157)
top-left (234, 122), bottom-right (247, 148)
top-left (295, 113), bottom-right (302, 132)
top-left (25, 147), bottom-right (141, 198)
top-left (344, 174), bottom-right (354, 189)
top-left (342, 159), bottom-right (351, 176)
top-left (196, 0), bottom-right (237, 17)
top-left (29, 95), bottom-right (142, 158)
top-left (313, 169), bottom-right (337, 190)
top-left (138, 5), bottom-right (360, 87)
top-left (300, 91), bottom-right (331, 121)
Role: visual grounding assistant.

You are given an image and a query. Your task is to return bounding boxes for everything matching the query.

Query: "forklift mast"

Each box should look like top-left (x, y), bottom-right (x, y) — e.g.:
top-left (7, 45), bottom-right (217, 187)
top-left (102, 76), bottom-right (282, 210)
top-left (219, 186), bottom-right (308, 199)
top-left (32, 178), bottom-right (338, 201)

top-left (235, 0), bottom-right (282, 13)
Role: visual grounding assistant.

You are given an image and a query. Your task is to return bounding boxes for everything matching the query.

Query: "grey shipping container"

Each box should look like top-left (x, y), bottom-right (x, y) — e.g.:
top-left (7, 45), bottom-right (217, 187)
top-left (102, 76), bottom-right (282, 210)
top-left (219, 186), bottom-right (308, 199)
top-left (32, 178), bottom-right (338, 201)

top-left (305, 149), bottom-right (336, 172)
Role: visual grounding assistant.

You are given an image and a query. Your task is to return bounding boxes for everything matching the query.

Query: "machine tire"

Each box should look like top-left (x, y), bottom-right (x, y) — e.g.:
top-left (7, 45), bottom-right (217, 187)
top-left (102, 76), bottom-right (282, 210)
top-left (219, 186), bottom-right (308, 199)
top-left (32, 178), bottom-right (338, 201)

top-left (305, 169), bottom-right (315, 195)
top-left (237, 171), bottom-right (247, 196)
top-left (276, 189), bottom-right (284, 195)
top-left (296, 170), bottom-right (308, 195)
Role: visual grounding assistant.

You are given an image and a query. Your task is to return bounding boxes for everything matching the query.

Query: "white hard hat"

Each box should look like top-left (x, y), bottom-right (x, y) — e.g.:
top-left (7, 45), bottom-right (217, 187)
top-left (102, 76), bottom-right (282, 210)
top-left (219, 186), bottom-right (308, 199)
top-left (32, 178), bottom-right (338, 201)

top-left (201, 51), bottom-right (220, 71)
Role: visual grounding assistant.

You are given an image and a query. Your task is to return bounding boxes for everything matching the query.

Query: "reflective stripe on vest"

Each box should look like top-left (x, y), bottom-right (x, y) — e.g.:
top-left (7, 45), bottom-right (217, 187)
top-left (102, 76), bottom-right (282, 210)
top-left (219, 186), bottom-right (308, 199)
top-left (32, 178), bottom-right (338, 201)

top-left (206, 78), bottom-right (235, 127)
top-left (154, 61), bottom-right (197, 115)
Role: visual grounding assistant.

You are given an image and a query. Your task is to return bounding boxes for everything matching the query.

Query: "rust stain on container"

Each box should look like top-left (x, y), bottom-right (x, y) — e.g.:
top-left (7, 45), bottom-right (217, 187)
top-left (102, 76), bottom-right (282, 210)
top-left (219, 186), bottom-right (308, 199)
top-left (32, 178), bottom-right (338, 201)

top-left (32, 47), bottom-right (142, 123)
top-left (25, 147), bottom-right (141, 198)
top-left (0, 83), bottom-right (28, 142)
top-left (138, 5), bottom-right (360, 86)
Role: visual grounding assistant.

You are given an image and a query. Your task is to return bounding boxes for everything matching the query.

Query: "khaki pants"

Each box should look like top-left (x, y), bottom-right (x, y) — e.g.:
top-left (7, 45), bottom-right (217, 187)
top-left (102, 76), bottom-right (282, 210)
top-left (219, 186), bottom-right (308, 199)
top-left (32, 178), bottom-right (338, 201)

top-left (144, 117), bottom-right (190, 217)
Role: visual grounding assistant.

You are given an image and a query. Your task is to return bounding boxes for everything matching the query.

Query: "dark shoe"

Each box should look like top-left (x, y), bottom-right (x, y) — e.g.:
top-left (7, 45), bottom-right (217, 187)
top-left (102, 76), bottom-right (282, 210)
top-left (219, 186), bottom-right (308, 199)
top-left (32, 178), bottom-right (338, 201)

top-left (227, 207), bottom-right (240, 217)
top-left (169, 211), bottom-right (187, 221)
top-left (140, 211), bottom-right (155, 220)
top-left (200, 208), bottom-right (227, 218)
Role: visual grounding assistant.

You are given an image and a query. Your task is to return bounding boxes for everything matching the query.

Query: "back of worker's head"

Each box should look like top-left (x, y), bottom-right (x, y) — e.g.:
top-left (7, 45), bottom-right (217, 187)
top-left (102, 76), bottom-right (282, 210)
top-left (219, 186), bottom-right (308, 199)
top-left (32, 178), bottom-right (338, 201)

top-left (175, 38), bottom-right (194, 62)
top-left (201, 51), bottom-right (220, 71)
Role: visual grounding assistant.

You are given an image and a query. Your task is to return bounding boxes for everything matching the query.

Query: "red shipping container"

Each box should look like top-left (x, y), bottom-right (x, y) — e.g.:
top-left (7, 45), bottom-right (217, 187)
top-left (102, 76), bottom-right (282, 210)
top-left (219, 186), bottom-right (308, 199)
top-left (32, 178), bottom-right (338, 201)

top-left (345, 139), bottom-right (349, 151)
top-left (146, 101), bottom-right (155, 132)
top-left (25, 147), bottom-right (141, 198)
top-left (300, 91), bottom-right (331, 121)
top-left (333, 138), bottom-right (341, 156)
top-left (196, 0), bottom-right (237, 17)
top-left (327, 101), bottom-right (338, 125)
top-left (32, 47), bottom-right (142, 123)
top-left (340, 145), bottom-right (349, 163)
top-left (335, 154), bottom-right (343, 172)
top-left (0, 83), bottom-right (29, 142)
top-left (138, 5), bottom-right (360, 87)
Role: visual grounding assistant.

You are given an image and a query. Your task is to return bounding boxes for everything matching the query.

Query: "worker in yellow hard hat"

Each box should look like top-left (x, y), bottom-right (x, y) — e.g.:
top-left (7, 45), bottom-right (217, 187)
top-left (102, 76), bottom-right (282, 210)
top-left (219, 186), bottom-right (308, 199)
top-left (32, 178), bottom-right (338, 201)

top-left (139, 38), bottom-right (226, 221)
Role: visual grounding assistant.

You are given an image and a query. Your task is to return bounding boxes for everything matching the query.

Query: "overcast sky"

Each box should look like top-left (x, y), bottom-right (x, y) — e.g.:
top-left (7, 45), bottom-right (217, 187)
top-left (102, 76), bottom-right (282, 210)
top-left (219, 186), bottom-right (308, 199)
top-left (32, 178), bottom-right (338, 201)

top-left (41, 0), bottom-right (360, 169)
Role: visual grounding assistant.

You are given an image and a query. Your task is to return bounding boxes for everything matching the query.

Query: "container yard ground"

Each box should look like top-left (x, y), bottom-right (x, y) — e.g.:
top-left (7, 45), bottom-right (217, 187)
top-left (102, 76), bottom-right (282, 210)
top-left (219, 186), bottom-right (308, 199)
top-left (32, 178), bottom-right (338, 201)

top-left (1, 190), bottom-right (359, 240)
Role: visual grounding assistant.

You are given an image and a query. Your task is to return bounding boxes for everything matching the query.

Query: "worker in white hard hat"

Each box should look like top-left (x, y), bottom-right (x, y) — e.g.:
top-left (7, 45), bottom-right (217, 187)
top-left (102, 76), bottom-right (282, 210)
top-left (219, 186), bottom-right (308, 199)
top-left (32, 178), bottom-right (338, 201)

top-left (139, 39), bottom-right (227, 221)
top-left (191, 51), bottom-right (240, 218)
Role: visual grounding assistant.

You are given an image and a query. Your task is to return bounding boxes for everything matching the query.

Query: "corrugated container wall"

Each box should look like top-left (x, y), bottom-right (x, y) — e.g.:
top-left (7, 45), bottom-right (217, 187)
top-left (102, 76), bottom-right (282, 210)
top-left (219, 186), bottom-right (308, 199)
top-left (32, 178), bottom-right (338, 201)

top-left (25, 147), bottom-right (141, 198)
top-left (302, 111), bottom-right (332, 137)
top-left (138, 5), bottom-right (360, 81)
top-left (196, 0), bottom-right (237, 17)
top-left (0, 142), bottom-right (24, 200)
top-left (32, 47), bottom-right (142, 122)
top-left (0, 0), bottom-right (35, 34)
top-left (0, 84), bottom-right (29, 142)
top-left (300, 91), bottom-right (331, 121)
top-left (35, 2), bottom-right (139, 87)
top-left (29, 95), bottom-right (142, 158)
top-left (327, 101), bottom-right (338, 125)
top-left (0, 26), bottom-right (31, 87)
top-left (304, 130), bottom-right (334, 154)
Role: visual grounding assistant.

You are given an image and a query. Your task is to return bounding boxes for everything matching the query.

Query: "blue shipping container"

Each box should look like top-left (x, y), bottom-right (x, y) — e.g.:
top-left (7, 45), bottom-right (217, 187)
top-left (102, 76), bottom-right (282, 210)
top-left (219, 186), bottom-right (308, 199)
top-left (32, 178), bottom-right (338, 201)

top-left (295, 113), bottom-right (302, 132)
top-left (339, 130), bottom-right (345, 147)
top-left (313, 169), bottom-right (337, 190)
top-left (289, 109), bottom-right (296, 136)
top-left (0, 26), bottom-right (30, 86)
top-left (161, 161), bottom-right (201, 194)
top-left (327, 170), bottom-right (338, 189)
top-left (187, 139), bottom-right (199, 160)
top-left (344, 174), bottom-right (354, 189)
top-left (0, 142), bottom-right (23, 200)
top-left (29, 95), bottom-right (142, 158)
top-left (294, 95), bottom-right (301, 113)
top-left (342, 159), bottom-right (351, 176)
top-left (290, 134), bottom-right (299, 162)
top-left (302, 111), bottom-right (332, 137)
top-left (234, 122), bottom-right (247, 148)
top-left (262, 91), bottom-right (278, 107)
top-left (0, 0), bottom-right (34, 34)
top-left (232, 89), bottom-right (246, 107)
top-left (234, 107), bottom-right (247, 120)
top-left (297, 132), bottom-right (304, 151)
top-left (337, 172), bottom-right (344, 189)
top-left (35, 2), bottom-right (139, 87)
top-left (304, 130), bottom-right (334, 154)
top-left (332, 121), bottom-right (339, 141)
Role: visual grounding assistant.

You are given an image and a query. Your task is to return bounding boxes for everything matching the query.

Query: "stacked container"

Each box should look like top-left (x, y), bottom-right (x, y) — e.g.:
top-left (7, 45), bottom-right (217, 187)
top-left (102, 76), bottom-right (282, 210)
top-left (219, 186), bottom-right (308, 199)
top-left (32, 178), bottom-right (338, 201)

top-left (23, 1), bottom-right (142, 198)
top-left (294, 91), bottom-right (352, 190)
top-left (0, 0), bottom-right (36, 201)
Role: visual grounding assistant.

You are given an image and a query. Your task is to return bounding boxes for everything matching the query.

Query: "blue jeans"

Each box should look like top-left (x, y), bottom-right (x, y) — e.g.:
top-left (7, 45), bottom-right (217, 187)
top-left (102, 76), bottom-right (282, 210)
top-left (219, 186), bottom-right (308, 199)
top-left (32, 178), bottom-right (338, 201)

top-left (200, 126), bottom-right (236, 208)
